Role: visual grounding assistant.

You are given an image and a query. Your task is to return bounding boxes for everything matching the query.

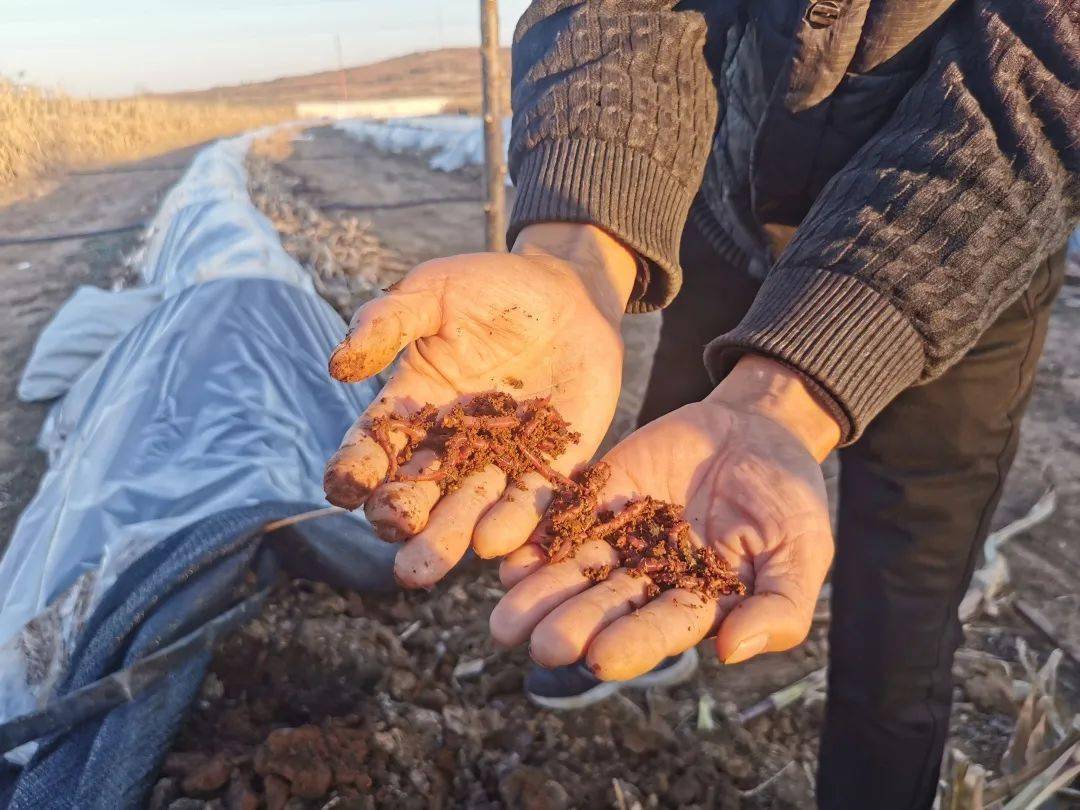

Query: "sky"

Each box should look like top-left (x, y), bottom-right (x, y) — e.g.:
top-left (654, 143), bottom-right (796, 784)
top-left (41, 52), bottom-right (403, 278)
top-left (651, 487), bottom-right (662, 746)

top-left (0, 0), bottom-right (532, 97)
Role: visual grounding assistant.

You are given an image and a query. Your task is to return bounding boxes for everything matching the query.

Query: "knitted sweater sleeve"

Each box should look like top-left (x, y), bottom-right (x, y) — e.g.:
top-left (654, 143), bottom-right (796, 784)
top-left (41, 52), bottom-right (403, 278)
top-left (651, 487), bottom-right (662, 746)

top-left (506, 0), bottom-right (720, 309)
top-left (706, 0), bottom-right (1079, 443)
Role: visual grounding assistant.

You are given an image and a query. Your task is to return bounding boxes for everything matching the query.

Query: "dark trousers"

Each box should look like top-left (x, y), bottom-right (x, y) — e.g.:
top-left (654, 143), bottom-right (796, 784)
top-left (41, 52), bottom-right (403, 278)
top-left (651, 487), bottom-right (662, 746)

top-left (638, 221), bottom-right (1065, 810)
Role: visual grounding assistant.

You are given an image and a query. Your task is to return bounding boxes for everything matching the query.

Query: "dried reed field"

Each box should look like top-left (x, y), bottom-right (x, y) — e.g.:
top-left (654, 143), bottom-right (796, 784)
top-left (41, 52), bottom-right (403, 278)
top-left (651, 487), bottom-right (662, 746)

top-left (0, 80), bottom-right (288, 192)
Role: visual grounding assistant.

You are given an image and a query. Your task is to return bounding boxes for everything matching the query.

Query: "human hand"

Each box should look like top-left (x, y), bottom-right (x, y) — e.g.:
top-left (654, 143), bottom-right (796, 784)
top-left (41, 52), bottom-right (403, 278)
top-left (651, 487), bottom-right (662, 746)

top-left (324, 223), bottom-right (637, 588)
top-left (489, 356), bottom-right (840, 678)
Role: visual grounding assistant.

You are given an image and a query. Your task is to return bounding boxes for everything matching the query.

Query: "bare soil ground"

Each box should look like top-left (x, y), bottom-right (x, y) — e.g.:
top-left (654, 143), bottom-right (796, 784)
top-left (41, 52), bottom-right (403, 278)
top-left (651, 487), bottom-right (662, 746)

top-left (159, 574), bottom-right (822, 810)
top-left (1, 126), bottom-right (1077, 807)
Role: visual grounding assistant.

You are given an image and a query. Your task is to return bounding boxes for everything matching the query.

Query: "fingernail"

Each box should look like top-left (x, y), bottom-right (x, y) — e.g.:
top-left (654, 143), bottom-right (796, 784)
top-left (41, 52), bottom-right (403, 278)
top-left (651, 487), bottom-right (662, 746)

top-left (527, 646), bottom-right (552, 669)
top-left (724, 633), bottom-right (768, 665)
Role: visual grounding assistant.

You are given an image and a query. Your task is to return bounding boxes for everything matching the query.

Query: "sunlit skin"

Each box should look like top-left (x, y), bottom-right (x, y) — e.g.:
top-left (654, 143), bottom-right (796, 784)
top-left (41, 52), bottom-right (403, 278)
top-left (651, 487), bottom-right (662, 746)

top-left (326, 222), bottom-right (840, 673)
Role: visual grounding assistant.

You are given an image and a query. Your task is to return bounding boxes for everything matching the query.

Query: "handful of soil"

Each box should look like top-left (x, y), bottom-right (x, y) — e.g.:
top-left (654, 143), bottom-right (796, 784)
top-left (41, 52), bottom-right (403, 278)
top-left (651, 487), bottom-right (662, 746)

top-left (371, 392), bottom-right (744, 600)
top-left (541, 462), bottom-right (746, 600)
top-left (369, 392), bottom-right (579, 493)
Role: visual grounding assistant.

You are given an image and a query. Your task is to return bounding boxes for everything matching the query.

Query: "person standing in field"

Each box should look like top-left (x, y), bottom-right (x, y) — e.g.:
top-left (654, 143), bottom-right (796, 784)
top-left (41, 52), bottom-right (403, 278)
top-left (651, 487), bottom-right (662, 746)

top-left (323, 1), bottom-right (1078, 806)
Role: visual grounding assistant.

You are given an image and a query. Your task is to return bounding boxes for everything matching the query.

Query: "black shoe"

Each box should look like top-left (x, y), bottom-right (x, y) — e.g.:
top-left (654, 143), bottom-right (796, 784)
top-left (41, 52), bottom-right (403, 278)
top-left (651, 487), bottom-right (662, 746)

top-left (524, 647), bottom-right (699, 710)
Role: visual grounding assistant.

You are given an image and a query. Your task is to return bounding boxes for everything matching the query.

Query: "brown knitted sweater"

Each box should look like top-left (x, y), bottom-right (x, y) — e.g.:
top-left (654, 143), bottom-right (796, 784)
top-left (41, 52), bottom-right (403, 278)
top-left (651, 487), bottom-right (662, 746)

top-left (507, 0), bottom-right (1079, 442)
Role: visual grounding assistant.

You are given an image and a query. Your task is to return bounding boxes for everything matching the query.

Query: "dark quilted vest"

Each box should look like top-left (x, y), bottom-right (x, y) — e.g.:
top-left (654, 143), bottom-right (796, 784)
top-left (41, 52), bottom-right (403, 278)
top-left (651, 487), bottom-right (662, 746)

top-left (698, 0), bottom-right (958, 275)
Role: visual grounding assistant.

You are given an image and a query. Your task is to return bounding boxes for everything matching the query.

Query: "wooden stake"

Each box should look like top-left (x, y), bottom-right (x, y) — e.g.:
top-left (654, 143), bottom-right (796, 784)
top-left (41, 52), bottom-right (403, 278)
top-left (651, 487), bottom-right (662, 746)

top-left (479, 0), bottom-right (506, 251)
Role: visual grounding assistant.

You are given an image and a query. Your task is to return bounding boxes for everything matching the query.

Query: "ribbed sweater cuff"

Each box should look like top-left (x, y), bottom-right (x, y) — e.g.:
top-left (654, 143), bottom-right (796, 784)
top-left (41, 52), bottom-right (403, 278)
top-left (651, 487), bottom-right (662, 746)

top-left (508, 139), bottom-right (694, 313)
top-left (704, 267), bottom-right (926, 445)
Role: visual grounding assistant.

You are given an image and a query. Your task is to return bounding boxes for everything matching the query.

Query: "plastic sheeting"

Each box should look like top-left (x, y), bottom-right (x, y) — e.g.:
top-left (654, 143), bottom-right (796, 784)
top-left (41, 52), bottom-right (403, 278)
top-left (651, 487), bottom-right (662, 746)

top-left (0, 130), bottom-right (381, 733)
top-left (135, 133), bottom-right (316, 296)
top-left (17, 286), bottom-right (163, 403)
top-left (22, 129), bottom-right (320, 454)
top-left (0, 278), bottom-right (378, 732)
top-left (334, 115), bottom-right (511, 177)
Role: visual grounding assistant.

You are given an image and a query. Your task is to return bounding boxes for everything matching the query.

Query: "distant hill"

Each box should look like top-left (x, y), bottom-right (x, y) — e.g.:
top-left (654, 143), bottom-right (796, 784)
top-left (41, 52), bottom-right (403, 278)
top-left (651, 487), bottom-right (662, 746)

top-left (159, 48), bottom-right (511, 114)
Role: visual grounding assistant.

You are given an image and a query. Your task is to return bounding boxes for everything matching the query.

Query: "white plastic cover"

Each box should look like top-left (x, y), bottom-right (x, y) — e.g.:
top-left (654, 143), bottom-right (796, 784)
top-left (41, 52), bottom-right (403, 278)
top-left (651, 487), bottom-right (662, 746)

top-left (334, 115), bottom-right (511, 177)
top-left (29, 131), bottom-right (322, 460)
top-left (0, 130), bottom-right (377, 731)
top-left (18, 131), bottom-right (315, 409)
top-left (136, 132), bottom-right (316, 296)
top-left (17, 286), bottom-right (163, 403)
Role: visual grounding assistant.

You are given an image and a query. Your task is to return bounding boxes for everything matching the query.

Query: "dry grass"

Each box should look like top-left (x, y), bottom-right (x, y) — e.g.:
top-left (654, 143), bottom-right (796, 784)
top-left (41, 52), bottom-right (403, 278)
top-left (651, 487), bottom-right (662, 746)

top-left (0, 80), bottom-right (290, 191)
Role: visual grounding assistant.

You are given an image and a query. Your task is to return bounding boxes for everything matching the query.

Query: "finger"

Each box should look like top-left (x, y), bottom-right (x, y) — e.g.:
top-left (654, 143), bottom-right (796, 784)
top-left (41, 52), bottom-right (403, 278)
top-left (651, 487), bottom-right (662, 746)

top-left (363, 450), bottom-right (441, 541)
top-left (586, 589), bottom-right (728, 682)
top-left (472, 471), bottom-right (555, 559)
top-left (529, 570), bottom-right (653, 668)
top-left (394, 464), bottom-right (506, 588)
top-left (714, 533), bottom-right (829, 665)
top-left (324, 357), bottom-right (456, 511)
top-left (489, 539), bottom-right (619, 648)
top-left (328, 287), bottom-right (442, 383)
top-left (499, 543), bottom-right (547, 589)
top-left (472, 430), bottom-right (599, 559)
top-left (322, 395), bottom-right (409, 510)
top-left (714, 591), bottom-right (814, 665)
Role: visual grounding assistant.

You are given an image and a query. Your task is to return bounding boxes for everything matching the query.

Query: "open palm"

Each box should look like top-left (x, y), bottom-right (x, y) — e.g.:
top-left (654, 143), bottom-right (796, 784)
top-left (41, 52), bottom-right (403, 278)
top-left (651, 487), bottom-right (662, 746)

top-left (490, 398), bottom-right (834, 677)
top-left (324, 250), bottom-right (625, 588)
